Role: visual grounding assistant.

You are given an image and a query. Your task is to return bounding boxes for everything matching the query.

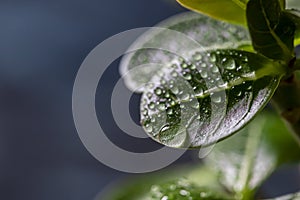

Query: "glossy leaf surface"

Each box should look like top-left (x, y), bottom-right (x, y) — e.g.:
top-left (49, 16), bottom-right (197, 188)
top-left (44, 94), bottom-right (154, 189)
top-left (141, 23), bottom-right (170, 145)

top-left (120, 12), bottom-right (251, 92)
top-left (141, 49), bottom-right (284, 148)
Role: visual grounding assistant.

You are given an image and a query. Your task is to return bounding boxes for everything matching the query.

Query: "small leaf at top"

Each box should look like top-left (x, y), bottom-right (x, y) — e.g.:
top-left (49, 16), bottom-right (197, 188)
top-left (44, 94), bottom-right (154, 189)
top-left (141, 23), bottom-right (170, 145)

top-left (205, 111), bottom-right (300, 198)
top-left (246, 0), bottom-right (296, 61)
top-left (120, 12), bottom-right (251, 93)
top-left (141, 49), bottom-right (285, 148)
top-left (176, 0), bottom-right (248, 25)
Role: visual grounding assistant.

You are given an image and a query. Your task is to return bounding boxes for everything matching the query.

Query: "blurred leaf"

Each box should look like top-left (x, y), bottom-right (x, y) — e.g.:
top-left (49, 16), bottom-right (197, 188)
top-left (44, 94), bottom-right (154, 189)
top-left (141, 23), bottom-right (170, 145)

top-left (205, 111), bottom-right (300, 198)
top-left (287, 0), bottom-right (300, 9)
top-left (141, 49), bottom-right (284, 148)
top-left (176, 0), bottom-right (248, 25)
top-left (120, 12), bottom-right (251, 92)
top-left (264, 192), bottom-right (300, 200)
top-left (142, 179), bottom-right (230, 200)
top-left (246, 0), bottom-right (295, 61)
top-left (101, 165), bottom-right (229, 200)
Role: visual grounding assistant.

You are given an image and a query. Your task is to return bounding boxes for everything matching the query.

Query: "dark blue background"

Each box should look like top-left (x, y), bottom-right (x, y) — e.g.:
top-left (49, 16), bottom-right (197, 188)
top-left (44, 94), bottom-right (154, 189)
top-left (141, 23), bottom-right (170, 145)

top-left (0, 1), bottom-right (298, 199)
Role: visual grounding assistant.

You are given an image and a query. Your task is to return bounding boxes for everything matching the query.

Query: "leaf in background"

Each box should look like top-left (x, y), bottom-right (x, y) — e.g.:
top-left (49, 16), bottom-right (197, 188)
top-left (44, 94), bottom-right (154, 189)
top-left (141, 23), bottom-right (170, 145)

top-left (246, 0), bottom-right (296, 61)
top-left (205, 111), bottom-right (300, 198)
top-left (143, 179), bottom-right (230, 200)
top-left (120, 12), bottom-right (251, 92)
top-left (100, 165), bottom-right (230, 200)
top-left (176, 0), bottom-right (248, 25)
top-left (141, 49), bottom-right (284, 148)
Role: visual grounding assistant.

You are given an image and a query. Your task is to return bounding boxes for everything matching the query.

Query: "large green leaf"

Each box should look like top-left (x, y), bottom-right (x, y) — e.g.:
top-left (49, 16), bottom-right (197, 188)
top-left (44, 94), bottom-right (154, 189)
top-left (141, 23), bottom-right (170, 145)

top-left (120, 12), bottom-right (251, 92)
top-left (205, 111), bottom-right (300, 199)
top-left (176, 0), bottom-right (248, 25)
top-left (141, 49), bottom-right (285, 148)
top-left (246, 0), bottom-right (296, 61)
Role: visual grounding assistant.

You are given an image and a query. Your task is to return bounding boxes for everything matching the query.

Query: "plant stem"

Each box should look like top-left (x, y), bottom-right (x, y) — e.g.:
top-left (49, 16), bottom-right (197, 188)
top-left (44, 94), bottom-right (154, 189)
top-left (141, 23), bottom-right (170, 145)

top-left (271, 73), bottom-right (300, 146)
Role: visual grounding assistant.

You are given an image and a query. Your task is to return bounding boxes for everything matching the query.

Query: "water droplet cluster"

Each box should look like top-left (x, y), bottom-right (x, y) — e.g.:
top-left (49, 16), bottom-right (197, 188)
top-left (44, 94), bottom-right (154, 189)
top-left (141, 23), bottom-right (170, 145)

top-left (140, 49), bottom-right (274, 147)
top-left (148, 178), bottom-right (222, 200)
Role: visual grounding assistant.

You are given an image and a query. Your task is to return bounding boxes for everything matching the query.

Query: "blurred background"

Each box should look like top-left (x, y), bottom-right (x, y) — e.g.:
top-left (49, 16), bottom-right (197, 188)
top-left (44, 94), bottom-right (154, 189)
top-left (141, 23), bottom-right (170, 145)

top-left (0, 0), bottom-right (299, 200)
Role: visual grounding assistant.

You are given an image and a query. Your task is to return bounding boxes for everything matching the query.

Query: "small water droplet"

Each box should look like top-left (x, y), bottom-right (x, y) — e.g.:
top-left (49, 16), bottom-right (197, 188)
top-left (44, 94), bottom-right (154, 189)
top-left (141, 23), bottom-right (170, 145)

top-left (182, 63), bottom-right (188, 69)
top-left (184, 73), bottom-right (192, 80)
top-left (171, 87), bottom-right (179, 95)
top-left (155, 88), bottom-right (163, 95)
top-left (200, 71), bottom-right (208, 78)
top-left (211, 93), bottom-right (222, 103)
top-left (158, 103), bottom-right (165, 111)
top-left (211, 66), bottom-right (219, 73)
top-left (179, 190), bottom-right (189, 196)
top-left (161, 196), bottom-right (169, 200)
top-left (193, 52), bottom-right (202, 61)
top-left (200, 63), bottom-right (207, 68)
top-left (190, 64), bottom-right (196, 70)
top-left (146, 92), bottom-right (152, 98)
top-left (171, 71), bottom-right (178, 78)
top-left (148, 102), bottom-right (156, 110)
top-left (142, 109), bottom-right (148, 116)
top-left (223, 58), bottom-right (236, 70)
top-left (145, 124), bottom-right (153, 132)
top-left (180, 93), bottom-right (190, 101)
top-left (237, 91), bottom-right (242, 97)
top-left (210, 54), bottom-right (217, 62)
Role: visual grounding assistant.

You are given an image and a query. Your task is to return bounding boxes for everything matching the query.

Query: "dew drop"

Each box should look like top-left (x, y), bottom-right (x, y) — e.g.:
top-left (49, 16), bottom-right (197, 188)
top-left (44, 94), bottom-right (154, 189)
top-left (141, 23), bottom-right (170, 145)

top-left (142, 109), bottom-right (148, 116)
top-left (148, 102), bottom-right (156, 110)
top-left (155, 88), bottom-right (163, 95)
top-left (192, 52), bottom-right (202, 61)
top-left (211, 93), bottom-right (222, 103)
top-left (210, 54), bottom-right (217, 62)
top-left (237, 91), bottom-right (242, 97)
top-left (146, 92), bottom-right (152, 98)
top-left (179, 190), bottom-right (189, 196)
top-left (171, 71), bottom-right (178, 77)
top-left (145, 124), bottom-right (153, 132)
top-left (158, 103), bottom-right (165, 111)
top-left (167, 108), bottom-right (173, 115)
top-left (211, 66), bottom-right (219, 73)
top-left (171, 87), bottom-right (179, 95)
top-left (200, 63), bottom-right (207, 68)
top-left (161, 196), bottom-right (168, 200)
top-left (184, 73), bottom-right (192, 80)
top-left (200, 71), bottom-right (208, 78)
top-left (180, 93), bottom-right (190, 101)
top-left (223, 58), bottom-right (236, 70)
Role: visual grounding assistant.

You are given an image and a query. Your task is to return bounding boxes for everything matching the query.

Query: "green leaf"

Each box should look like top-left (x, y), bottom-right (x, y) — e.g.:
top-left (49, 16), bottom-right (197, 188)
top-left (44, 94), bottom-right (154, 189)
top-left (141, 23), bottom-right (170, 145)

top-left (120, 12), bottom-right (251, 92)
top-left (141, 49), bottom-right (285, 148)
top-left (264, 192), bottom-right (300, 200)
top-left (101, 165), bottom-right (230, 200)
top-left (284, 9), bottom-right (300, 47)
top-left (143, 179), bottom-right (230, 200)
top-left (205, 111), bottom-right (300, 198)
top-left (246, 0), bottom-right (296, 61)
top-left (176, 0), bottom-right (248, 25)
